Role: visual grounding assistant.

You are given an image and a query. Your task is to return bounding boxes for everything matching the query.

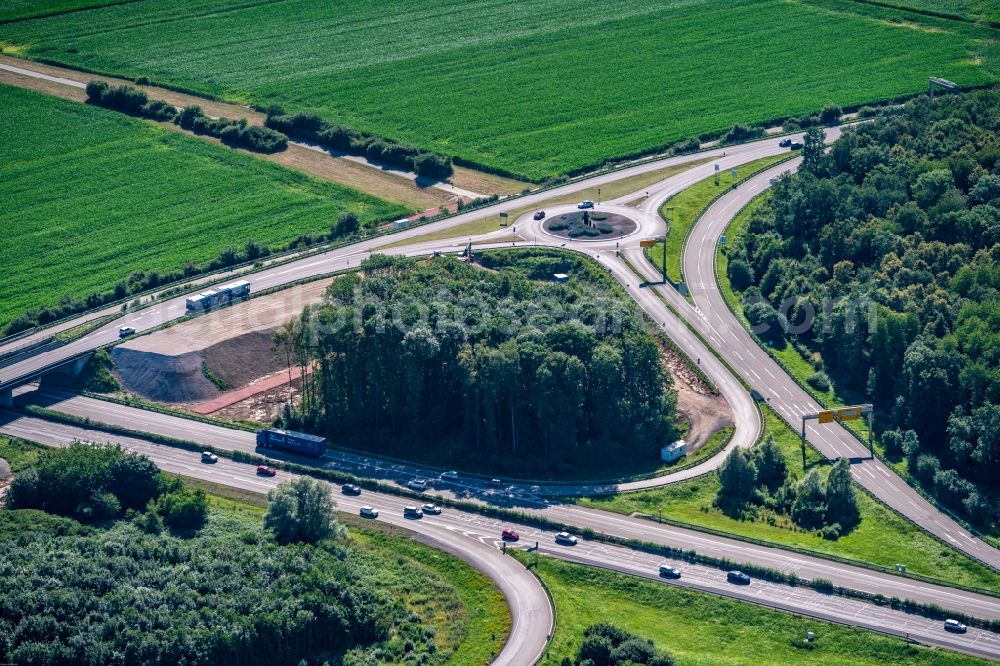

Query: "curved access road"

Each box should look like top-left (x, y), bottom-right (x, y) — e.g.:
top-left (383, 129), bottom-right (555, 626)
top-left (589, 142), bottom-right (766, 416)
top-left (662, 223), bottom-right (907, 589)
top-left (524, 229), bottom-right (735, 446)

top-left (3, 412), bottom-right (998, 662)
top-left (0, 412), bottom-right (552, 666)
top-left (4, 123), bottom-right (995, 571)
top-left (677, 158), bottom-right (1000, 571)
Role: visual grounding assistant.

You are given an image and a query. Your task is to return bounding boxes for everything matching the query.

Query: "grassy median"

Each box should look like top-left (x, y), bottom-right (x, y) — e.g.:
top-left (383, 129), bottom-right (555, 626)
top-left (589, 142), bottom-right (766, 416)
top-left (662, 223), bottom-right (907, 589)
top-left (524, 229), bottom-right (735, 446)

top-left (648, 154), bottom-right (790, 284)
top-left (520, 554), bottom-right (987, 666)
top-left (579, 407), bottom-right (1000, 592)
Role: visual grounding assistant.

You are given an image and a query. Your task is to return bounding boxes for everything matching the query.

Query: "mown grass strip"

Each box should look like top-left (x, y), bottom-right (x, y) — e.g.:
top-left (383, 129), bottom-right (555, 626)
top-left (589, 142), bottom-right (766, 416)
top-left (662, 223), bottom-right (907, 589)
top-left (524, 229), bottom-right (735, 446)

top-left (518, 554), bottom-right (993, 666)
top-left (646, 152), bottom-right (794, 285)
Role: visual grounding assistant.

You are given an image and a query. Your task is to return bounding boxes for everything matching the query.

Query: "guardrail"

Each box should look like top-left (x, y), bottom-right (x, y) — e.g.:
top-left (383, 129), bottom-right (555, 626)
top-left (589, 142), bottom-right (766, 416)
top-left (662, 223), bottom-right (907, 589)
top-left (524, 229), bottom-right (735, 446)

top-left (0, 337), bottom-right (63, 369)
top-left (17, 402), bottom-right (1000, 615)
top-left (0, 349), bottom-right (93, 391)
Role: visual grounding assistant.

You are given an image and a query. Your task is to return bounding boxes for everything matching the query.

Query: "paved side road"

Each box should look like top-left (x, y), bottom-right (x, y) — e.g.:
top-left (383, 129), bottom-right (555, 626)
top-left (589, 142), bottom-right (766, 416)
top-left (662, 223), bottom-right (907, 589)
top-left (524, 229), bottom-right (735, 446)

top-left (2, 413), bottom-right (998, 662)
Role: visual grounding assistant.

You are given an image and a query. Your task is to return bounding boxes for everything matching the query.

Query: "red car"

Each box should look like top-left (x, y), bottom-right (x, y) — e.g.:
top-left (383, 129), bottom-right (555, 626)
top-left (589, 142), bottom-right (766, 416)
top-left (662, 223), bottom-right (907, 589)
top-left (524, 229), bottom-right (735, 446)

top-left (501, 529), bottom-right (520, 541)
top-left (533, 210), bottom-right (545, 220)
top-left (256, 464), bottom-right (277, 477)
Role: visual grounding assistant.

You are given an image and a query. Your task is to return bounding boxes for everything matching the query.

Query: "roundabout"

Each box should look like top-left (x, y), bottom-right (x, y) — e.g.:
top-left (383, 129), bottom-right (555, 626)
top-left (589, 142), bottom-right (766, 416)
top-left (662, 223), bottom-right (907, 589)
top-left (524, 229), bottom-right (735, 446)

top-left (516, 202), bottom-right (659, 248)
top-left (542, 209), bottom-right (637, 240)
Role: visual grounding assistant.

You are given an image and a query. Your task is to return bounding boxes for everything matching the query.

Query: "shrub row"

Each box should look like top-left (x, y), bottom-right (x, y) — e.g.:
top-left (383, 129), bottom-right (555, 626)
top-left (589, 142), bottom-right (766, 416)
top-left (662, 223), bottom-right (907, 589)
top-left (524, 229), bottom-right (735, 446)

top-left (176, 105), bottom-right (286, 153)
top-left (85, 80), bottom-right (176, 121)
top-left (265, 111), bottom-right (452, 179)
top-left (86, 81), bottom-right (288, 153)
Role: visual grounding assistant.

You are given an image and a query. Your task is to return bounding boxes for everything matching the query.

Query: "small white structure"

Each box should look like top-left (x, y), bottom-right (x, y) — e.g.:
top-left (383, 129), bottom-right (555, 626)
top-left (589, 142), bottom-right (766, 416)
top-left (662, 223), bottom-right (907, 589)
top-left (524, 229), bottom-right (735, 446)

top-left (553, 273), bottom-right (569, 283)
top-left (661, 439), bottom-right (687, 463)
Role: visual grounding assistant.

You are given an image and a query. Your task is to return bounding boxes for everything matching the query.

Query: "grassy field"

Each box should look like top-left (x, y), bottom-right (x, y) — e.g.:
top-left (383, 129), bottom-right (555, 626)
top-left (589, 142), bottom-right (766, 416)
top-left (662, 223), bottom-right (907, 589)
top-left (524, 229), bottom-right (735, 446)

top-left (520, 555), bottom-right (987, 666)
top-left (842, 0), bottom-right (1000, 23)
top-left (0, 84), bottom-right (405, 330)
top-left (579, 406), bottom-right (1000, 591)
top-left (1, 0), bottom-right (995, 180)
top-left (0, 0), bottom-right (128, 22)
top-left (0, 437), bottom-right (46, 472)
top-left (648, 153), bottom-right (790, 284)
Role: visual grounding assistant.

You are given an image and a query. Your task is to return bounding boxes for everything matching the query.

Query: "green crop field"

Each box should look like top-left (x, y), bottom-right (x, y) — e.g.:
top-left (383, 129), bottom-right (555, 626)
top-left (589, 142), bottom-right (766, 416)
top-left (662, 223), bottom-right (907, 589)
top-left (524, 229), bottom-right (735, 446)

top-left (849, 0), bottom-right (1000, 23)
top-left (1, 0), bottom-right (995, 180)
top-left (0, 84), bottom-right (405, 330)
top-left (519, 555), bottom-right (988, 666)
top-left (0, 0), bottom-right (126, 23)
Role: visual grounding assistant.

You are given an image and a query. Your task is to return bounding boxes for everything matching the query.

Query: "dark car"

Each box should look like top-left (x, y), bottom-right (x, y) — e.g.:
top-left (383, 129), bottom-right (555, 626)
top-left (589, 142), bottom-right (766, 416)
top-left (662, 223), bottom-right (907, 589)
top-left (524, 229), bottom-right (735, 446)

top-left (778, 138), bottom-right (792, 147)
top-left (403, 505), bottom-right (423, 519)
top-left (727, 570), bottom-right (751, 585)
top-left (533, 210), bottom-right (546, 220)
top-left (256, 465), bottom-right (277, 477)
top-left (341, 483), bottom-right (362, 496)
top-left (486, 478), bottom-right (504, 488)
top-left (944, 619), bottom-right (967, 634)
top-left (789, 141), bottom-right (803, 150)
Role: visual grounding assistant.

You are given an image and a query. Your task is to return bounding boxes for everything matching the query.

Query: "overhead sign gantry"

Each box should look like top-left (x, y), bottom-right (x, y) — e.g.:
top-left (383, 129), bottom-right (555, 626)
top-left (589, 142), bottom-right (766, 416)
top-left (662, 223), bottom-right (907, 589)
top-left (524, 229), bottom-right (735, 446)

top-left (799, 404), bottom-right (874, 468)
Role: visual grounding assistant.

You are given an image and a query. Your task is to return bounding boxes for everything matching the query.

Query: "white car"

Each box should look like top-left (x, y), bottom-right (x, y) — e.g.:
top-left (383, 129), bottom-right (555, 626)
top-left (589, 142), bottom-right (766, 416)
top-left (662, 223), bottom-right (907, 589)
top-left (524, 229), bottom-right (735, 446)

top-left (577, 200), bottom-right (595, 209)
top-left (406, 478), bottom-right (428, 491)
top-left (422, 503), bottom-right (442, 515)
top-left (440, 470), bottom-right (460, 481)
top-left (200, 451), bottom-right (218, 464)
top-left (359, 506), bottom-right (379, 519)
top-left (118, 326), bottom-right (136, 338)
top-left (555, 532), bottom-right (578, 546)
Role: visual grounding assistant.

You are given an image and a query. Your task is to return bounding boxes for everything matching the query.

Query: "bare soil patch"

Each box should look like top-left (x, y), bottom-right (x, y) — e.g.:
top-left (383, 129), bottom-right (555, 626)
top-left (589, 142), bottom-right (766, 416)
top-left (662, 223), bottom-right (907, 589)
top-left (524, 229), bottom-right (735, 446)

top-left (213, 375), bottom-right (303, 424)
top-left (121, 278), bottom-right (333, 356)
top-left (112, 347), bottom-right (218, 403)
top-left (201, 329), bottom-right (286, 389)
top-left (661, 345), bottom-right (733, 451)
top-left (112, 278), bottom-right (334, 404)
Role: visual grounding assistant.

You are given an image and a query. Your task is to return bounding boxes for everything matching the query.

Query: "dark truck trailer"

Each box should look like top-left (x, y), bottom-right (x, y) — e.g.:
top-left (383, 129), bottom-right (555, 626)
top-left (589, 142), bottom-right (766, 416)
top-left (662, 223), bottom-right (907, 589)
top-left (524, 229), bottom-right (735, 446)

top-left (256, 428), bottom-right (327, 457)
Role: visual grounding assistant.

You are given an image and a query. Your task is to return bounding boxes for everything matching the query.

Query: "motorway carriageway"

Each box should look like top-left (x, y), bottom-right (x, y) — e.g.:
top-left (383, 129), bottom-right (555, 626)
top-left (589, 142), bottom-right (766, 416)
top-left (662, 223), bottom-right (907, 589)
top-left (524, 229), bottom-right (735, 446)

top-left (13, 386), bottom-right (1000, 622)
top-left (2, 412), bottom-right (998, 661)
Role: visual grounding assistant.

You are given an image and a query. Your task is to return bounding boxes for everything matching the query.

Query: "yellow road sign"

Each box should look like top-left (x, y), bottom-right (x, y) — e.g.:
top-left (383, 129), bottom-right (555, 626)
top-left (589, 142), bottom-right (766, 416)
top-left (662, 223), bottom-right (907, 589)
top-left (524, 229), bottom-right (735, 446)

top-left (818, 410), bottom-right (834, 424)
top-left (639, 239), bottom-right (657, 248)
top-left (837, 407), bottom-right (863, 421)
